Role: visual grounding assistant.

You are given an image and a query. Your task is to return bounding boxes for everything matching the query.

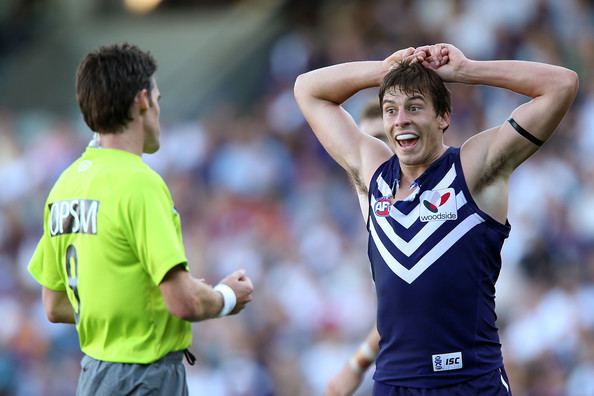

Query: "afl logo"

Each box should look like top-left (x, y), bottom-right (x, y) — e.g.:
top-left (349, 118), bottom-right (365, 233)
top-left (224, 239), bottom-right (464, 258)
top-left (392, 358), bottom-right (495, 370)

top-left (374, 197), bottom-right (392, 217)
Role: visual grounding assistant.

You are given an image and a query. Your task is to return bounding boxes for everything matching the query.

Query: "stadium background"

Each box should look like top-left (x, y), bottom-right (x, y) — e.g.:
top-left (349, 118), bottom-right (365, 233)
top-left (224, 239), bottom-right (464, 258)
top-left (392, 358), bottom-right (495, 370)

top-left (0, 0), bottom-right (593, 395)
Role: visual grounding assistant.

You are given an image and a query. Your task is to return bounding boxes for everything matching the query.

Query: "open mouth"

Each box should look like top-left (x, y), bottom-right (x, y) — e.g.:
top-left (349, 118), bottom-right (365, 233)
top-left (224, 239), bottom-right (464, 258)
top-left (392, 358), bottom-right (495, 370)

top-left (396, 133), bottom-right (419, 148)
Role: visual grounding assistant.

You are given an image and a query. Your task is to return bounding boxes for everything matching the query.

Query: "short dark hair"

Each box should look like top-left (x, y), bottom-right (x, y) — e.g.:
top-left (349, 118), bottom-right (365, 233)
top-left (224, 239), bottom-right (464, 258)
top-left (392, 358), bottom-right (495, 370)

top-left (76, 43), bottom-right (157, 133)
top-left (378, 61), bottom-right (451, 120)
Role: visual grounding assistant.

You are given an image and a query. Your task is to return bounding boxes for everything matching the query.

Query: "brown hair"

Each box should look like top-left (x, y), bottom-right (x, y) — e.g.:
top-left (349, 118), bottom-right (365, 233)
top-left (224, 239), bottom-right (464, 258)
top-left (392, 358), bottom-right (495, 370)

top-left (76, 43), bottom-right (157, 133)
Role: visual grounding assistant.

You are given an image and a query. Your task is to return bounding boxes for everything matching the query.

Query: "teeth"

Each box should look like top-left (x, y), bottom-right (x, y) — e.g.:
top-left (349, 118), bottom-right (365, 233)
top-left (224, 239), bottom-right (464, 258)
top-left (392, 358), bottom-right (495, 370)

top-left (396, 133), bottom-right (418, 141)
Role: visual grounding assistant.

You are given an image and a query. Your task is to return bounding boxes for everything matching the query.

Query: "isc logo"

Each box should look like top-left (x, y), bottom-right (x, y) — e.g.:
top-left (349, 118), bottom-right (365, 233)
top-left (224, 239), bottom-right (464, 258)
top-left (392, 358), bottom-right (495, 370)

top-left (374, 198), bottom-right (392, 217)
top-left (432, 352), bottom-right (463, 371)
top-left (446, 357), bottom-right (460, 365)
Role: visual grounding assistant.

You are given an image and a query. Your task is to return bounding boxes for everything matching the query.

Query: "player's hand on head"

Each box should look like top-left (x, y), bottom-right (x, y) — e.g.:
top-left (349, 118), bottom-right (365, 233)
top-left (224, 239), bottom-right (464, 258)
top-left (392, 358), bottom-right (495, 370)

top-left (413, 44), bottom-right (449, 70)
top-left (421, 43), bottom-right (468, 82)
top-left (220, 269), bottom-right (254, 315)
top-left (384, 47), bottom-right (417, 70)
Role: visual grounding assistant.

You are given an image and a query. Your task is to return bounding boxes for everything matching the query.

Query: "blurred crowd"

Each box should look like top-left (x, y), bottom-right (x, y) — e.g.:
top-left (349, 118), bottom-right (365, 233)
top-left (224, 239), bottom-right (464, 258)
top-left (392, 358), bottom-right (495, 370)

top-left (1, 0), bottom-right (594, 395)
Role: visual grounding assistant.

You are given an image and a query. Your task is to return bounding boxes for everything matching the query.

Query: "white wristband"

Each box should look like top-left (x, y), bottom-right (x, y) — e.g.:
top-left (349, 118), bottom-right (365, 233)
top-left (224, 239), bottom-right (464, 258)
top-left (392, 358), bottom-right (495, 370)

top-left (348, 342), bottom-right (377, 374)
top-left (348, 357), bottom-right (364, 374)
top-left (360, 342), bottom-right (378, 361)
top-left (214, 284), bottom-right (237, 317)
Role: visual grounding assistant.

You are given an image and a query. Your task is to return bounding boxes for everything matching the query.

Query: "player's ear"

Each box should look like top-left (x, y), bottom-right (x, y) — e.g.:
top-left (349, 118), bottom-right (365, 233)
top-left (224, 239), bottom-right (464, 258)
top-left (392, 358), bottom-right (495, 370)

top-left (438, 112), bottom-right (450, 132)
top-left (135, 89), bottom-right (150, 113)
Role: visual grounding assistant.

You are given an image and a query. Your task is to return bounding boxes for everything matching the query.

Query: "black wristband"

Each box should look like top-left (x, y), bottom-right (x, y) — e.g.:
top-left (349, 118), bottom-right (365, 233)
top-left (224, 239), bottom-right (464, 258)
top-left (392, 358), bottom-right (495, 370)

top-left (507, 118), bottom-right (544, 147)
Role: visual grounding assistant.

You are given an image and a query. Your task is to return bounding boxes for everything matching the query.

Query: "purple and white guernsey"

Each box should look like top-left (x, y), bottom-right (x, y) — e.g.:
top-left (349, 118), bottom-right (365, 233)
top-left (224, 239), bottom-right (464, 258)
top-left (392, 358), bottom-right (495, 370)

top-left (367, 147), bottom-right (511, 388)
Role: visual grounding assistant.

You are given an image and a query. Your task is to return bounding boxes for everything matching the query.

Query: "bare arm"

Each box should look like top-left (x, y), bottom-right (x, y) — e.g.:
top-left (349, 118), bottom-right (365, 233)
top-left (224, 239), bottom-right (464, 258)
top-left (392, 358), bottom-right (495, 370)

top-left (429, 44), bottom-right (578, 180)
top-left (294, 49), bottom-right (416, 193)
top-left (160, 266), bottom-right (253, 322)
top-left (419, 44), bottom-right (578, 220)
top-left (42, 288), bottom-right (75, 324)
top-left (326, 326), bottom-right (380, 396)
top-left (464, 61), bottom-right (576, 169)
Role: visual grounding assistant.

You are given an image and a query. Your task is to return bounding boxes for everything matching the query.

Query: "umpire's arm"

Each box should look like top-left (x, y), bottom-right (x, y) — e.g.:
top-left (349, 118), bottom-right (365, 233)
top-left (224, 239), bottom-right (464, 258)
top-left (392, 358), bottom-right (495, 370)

top-left (42, 287), bottom-right (75, 323)
top-left (160, 265), bottom-right (253, 322)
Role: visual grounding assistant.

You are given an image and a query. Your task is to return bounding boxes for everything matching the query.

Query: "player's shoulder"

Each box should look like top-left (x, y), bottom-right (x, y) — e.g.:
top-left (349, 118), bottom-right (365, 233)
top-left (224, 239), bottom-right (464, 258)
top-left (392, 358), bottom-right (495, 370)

top-left (95, 148), bottom-right (166, 190)
top-left (122, 164), bottom-right (168, 196)
top-left (139, 159), bottom-right (166, 181)
top-left (45, 155), bottom-right (87, 200)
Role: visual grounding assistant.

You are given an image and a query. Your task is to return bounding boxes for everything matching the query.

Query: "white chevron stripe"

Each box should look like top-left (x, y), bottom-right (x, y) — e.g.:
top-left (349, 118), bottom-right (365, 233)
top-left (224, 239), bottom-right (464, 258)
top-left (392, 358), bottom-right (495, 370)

top-left (370, 213), bottom-right (484, 284)
top-left (377, 176), bottom-right (393, 197)
top-left (375, 164), bottom-right (458, 228)
top-left (371, 191), bottom-right (467, 256)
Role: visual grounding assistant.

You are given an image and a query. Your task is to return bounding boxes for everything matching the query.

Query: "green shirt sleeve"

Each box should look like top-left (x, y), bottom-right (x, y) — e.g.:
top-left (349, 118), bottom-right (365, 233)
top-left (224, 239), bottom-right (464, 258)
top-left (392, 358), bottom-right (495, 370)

top-left (121, 170), bottom-right (188, 286)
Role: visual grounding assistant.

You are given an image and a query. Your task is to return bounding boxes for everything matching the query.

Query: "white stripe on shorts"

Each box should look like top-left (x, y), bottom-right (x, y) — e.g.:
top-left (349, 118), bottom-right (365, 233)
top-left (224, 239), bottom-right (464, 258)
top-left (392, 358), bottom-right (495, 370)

top-left (499, 368), bottom-right (510, 393)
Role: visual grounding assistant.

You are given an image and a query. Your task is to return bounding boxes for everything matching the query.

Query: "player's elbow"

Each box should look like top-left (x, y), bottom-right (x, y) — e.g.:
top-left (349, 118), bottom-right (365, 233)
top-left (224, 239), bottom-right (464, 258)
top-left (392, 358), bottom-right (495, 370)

top-left (160, 266), bottom-right (207, 321)
top-left (557, 69), bottom-right (579, 103)
top-left (42, 288), bottom-right (73, 323)
top-left (45, 308), bottom-right (62, 323)
top-left (44, 303), bottom-right (73, 323)
top-left (567, 70), bottom-right (579, 97)
top-left (166, 297), bottom-right (196, 321)
top-left (167, 303), bottom-right (194, 321)
top-left (293, 74), bottom-right (304, 100)
top-left (293, 73), bottom-right (311, 103)
top-left (165, 294), bottom-right (207, 322)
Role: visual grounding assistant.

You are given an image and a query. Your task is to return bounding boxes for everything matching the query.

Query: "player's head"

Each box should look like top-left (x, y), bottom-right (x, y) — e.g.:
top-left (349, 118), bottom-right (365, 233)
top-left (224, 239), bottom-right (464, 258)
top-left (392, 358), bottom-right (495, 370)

top-left (379, 61), bottom-right (451, 130)
top-left (378, 61), bottom-right (451, 164)
top-left (76, 43), bottom-right (161, 152)
top-left (359, 100), bottom-right (386, 143)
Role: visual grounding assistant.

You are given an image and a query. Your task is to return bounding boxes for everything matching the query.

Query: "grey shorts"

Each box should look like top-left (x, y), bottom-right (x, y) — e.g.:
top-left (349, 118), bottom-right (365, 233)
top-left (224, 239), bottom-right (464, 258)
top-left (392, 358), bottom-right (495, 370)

top-left (76, 351), bottom-right (188, 396)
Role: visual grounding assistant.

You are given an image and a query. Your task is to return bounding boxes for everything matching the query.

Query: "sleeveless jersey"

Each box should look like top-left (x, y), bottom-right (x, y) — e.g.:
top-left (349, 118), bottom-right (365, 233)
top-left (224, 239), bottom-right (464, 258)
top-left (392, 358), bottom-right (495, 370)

top-left (367, 147), bottom-right (511, 388)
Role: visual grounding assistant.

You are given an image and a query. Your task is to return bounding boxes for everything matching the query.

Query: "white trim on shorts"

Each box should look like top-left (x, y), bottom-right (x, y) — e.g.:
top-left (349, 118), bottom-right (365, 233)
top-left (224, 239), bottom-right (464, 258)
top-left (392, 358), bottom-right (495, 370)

top-left (499, 368), bottom-right (510, 393)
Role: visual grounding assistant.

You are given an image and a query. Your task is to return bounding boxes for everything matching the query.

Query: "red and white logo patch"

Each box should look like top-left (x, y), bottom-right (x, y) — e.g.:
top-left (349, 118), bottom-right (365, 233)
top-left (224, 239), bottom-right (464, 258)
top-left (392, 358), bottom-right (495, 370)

top-left (419, 188), bottom-right (457, 222)
top-left (374, 197), bottom-right (392, 217)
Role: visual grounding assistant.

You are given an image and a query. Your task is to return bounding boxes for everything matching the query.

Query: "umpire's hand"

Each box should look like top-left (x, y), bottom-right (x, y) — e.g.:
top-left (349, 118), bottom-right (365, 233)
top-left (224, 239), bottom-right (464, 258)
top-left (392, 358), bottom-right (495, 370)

top-left (220, 270), bottom-right (254, 314)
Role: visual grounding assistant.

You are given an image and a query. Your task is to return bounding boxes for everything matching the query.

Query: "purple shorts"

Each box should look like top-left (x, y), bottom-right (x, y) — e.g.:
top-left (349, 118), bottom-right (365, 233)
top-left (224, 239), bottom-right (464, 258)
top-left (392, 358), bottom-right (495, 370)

top-left (373, 367), bottom-right (512, 396)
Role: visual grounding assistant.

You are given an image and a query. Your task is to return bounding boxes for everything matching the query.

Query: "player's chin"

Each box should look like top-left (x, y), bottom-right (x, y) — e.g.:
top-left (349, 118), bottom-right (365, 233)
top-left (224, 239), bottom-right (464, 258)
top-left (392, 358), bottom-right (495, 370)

top-left (396, 149), bottom-right (423, 166)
